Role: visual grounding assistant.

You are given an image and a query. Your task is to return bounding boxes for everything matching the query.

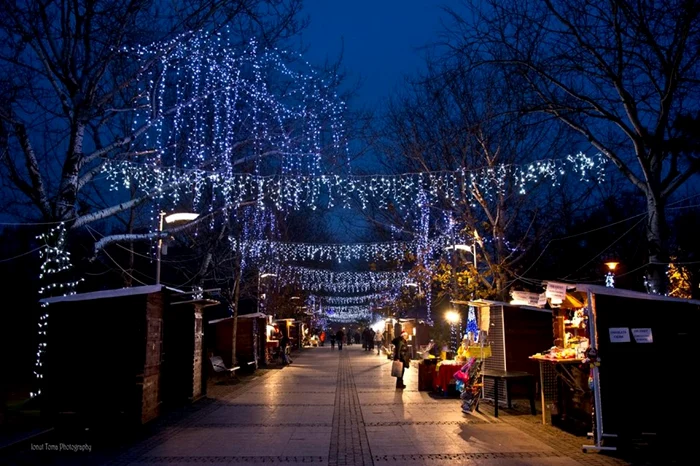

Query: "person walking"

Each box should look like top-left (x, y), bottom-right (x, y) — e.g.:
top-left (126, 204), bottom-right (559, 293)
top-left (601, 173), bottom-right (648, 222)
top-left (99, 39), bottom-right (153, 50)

top-left (369, 328), bottom-right (376, 352)
top-left (392, 331), bottom-right (410, 389)
top-left (336, 329), bottom-right (344, 350)
top-left (330, 332), bottom-right (336, 349)
top-left (280, 331), bottom-right (292, 365)
top-left (319, 330), bottom-right (326, 347)
top-left (375, 329), bottom-right (383, 355)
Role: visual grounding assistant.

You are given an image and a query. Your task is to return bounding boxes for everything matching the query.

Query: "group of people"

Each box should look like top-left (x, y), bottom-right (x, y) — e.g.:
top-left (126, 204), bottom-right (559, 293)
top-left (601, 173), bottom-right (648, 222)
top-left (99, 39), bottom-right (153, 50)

top-left (361, 327), bottom-right (377, 352)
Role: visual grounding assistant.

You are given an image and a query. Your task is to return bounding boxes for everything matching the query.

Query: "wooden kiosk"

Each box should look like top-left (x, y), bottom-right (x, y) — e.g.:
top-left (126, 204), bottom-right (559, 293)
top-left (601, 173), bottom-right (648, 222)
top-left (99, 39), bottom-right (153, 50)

top-left (40, 285), bottom-right (210, 425)
top-left (530, 283), bottom-right (700, 452)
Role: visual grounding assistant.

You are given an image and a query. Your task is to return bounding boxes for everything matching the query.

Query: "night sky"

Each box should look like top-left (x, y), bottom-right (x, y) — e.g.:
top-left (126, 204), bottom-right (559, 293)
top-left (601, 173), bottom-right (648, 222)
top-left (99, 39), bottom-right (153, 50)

top-left (301, 0), bottom-right (446, 109)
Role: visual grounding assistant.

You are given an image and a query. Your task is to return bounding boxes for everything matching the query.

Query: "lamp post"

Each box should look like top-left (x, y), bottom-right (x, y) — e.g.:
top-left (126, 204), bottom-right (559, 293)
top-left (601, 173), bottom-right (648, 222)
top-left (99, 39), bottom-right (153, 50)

top-left (156, 211), bottom-right (199, 285)
top-left (258, 272), bottom-right (277, 314)
top-left (605, 261), bottom-right (619, 288)
top-left (445, 244), bottom-right (477, 268)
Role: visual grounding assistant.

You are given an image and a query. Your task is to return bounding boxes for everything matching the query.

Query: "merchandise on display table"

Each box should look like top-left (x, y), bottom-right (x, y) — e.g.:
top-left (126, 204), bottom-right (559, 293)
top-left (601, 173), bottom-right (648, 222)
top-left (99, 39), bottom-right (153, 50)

top-left (530, 295), bottom-right (592, 435)
top-left (456, 357), bottom-right (483, 414)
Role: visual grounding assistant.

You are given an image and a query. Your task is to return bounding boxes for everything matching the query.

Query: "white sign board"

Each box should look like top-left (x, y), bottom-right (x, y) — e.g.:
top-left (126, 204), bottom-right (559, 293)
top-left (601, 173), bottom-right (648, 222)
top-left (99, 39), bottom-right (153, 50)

top-left (510, 291), bottom-right (541, 307)
top-left (609, 327), bottom-right (630, 343)
top-left (538, 293), bottom-right (548, 306)
top-left (632, 328), bottom-right (653, 343)
top-left (545, 281), bottom-right (568, 304)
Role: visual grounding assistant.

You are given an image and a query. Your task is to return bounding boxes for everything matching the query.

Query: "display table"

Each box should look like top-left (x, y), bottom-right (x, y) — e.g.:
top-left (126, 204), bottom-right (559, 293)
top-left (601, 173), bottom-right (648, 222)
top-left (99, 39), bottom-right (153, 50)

top-left (265, 340), bottom-right (279, 364)
top-left (480, 369), bottom-right (536, 418)
top-left (433, 361), bottom-right (463, 395)
top-left (418, 360), bottom-right (437, 391)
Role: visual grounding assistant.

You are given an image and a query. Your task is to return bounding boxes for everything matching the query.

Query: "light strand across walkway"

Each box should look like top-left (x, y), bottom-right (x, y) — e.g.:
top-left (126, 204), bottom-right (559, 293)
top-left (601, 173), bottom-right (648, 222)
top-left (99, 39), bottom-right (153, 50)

top-left (103, 152), bottom-right (606, 212)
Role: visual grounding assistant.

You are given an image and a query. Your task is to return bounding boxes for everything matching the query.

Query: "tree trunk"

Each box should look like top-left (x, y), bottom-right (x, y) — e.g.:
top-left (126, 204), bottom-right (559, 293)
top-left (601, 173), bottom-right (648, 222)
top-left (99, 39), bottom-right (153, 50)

top-left (645, 192), bottom-right (669, 295)
top-left (231, 261), bottom-right (242, 368)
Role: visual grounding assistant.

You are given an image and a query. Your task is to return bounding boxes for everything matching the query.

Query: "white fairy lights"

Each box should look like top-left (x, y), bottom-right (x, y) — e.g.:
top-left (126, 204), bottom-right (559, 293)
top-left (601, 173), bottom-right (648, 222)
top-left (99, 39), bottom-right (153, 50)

top-left (32, 223), bottom-right (84, 398)
top-left (230, 236), bottom-right (457, 263)
top-left (279, 265), bottom-right (409, 294)
top-left (325, 305), bottom-right (373, 322)
top-left (104, 153), bottom-right (606, 214)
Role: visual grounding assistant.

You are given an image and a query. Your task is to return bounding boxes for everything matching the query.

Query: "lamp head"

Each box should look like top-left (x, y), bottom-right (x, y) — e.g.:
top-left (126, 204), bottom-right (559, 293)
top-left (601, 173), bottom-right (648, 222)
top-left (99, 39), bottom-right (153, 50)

top-left (604, 261), bottom-right (619, 271)
top-left (165, 212), bottom-right (199, 224)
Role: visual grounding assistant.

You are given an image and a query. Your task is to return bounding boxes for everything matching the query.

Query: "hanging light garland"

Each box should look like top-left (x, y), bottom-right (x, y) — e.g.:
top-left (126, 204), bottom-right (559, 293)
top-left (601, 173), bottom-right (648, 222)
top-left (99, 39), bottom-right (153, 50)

top-left (320, 292), bottom-right (393, 305)
top-left (229, 236), bottom-right (458, 263)
top-left (325, 305), bottom-right (373, 322)
top-left (104, 153), bottom-right (606, 214)
top-left (276, 265), bottom-right (409, 293)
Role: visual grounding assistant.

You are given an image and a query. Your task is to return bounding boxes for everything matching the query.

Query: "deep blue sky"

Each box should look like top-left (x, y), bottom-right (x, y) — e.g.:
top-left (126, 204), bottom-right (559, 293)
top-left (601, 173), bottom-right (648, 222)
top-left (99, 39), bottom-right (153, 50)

top-left (301, 1), bottom-right (446, 110)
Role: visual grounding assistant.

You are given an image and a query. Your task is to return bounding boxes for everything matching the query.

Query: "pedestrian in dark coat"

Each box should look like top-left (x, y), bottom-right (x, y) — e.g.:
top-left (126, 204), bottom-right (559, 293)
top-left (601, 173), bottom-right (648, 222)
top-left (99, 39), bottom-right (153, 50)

top-left (392, 331), bottom-right (410, 389)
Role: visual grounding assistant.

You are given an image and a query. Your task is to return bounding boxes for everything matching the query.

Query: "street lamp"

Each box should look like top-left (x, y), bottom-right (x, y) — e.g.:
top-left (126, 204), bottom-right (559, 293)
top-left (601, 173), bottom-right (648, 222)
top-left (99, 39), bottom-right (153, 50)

top-left (257, 272), bottom-right (277, 314)
top-left (156, 211), bottom-right (199, 285)
top-left (605, 261), bottom-right (619, 288)
top-left (445, 244), bottom-right (477, 268)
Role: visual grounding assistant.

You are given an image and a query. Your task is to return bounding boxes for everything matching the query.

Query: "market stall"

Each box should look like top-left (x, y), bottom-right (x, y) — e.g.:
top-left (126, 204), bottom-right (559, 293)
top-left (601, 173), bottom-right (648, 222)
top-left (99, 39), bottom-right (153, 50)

top-left (529, 283), bottom-right (700, 452)
top-left (469, 300), bottom-right (552, 407)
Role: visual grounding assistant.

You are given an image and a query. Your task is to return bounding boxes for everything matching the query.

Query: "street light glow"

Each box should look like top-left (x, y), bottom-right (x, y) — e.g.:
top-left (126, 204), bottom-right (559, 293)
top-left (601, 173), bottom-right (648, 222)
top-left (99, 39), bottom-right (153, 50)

top-left (165, 212), bottom-right (200, 223)
top-left (445, 310), bottom-right (460, 324)
top-left (445, 244), bottom-right (473, 252)
top-left (605, 261), bottom-right (619, 271)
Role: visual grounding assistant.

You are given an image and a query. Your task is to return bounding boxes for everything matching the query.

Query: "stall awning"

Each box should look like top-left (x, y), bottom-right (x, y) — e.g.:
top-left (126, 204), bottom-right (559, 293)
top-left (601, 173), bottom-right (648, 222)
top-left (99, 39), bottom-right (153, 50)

top-left (40, 284), bottom-right (164, 304)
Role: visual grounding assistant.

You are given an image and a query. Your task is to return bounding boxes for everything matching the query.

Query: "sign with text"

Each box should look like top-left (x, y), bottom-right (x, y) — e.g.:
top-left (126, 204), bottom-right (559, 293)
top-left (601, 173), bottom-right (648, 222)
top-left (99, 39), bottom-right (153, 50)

top-left (631, 328), bottom-right (653, 343)
top-left (609, 327), bottom-right (631, 343)
top-left (510, 291), bottom-right (541, 307)
top-left (545, 281), bottom-right (568, 304)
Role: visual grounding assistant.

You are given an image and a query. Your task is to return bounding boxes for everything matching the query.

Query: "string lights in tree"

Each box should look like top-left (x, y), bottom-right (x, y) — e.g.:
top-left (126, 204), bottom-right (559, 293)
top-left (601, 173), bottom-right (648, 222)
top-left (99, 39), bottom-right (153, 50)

top-left (110, 29), bottom-right (350, 210)
top-left (32, 223), bottom-right (84, 398)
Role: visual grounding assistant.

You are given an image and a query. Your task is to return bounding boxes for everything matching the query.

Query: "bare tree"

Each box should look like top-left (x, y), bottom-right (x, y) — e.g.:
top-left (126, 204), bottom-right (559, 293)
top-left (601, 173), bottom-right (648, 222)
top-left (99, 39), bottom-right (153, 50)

top-left (445, 0), bottom-right (700, 293)
top-left (376, 59), bottom-right (576, 301)
top-left (0, 0), bottom-right (306, 249)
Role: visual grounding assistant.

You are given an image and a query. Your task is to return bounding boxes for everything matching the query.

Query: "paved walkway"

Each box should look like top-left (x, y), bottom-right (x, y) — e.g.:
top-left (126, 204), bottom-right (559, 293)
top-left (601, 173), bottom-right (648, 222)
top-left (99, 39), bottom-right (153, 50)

top-left (2, 345), bottom-right (645, 465)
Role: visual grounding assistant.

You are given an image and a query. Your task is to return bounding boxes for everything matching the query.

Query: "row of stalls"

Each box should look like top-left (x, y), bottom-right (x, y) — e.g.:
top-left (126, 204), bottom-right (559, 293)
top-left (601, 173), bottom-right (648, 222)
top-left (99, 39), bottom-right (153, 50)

top-left (405, 284), bottom-right (698, 453)
top-left (39, 285), bottom-right (309, 428)
top-left (454, 285), bottom-right (698, 453)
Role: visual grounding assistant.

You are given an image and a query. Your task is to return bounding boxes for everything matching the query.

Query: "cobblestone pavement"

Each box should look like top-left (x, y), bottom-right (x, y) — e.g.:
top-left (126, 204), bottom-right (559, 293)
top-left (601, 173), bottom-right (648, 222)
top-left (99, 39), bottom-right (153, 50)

top-left (3, 345), bottom-right (675, 465)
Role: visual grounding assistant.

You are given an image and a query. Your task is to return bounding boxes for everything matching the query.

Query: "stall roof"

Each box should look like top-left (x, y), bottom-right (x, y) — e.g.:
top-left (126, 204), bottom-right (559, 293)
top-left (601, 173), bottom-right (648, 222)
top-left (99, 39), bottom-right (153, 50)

top-left (574, 284), bottom-right (700, 306)
top-left (468, 299), bottom-right (552, 314)
top-left (209, 312), bottom-right (268, 324)
top-left (171, 298), bottom-right (219, 308)
top-left (40, 284), bottom-right (165, 304)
